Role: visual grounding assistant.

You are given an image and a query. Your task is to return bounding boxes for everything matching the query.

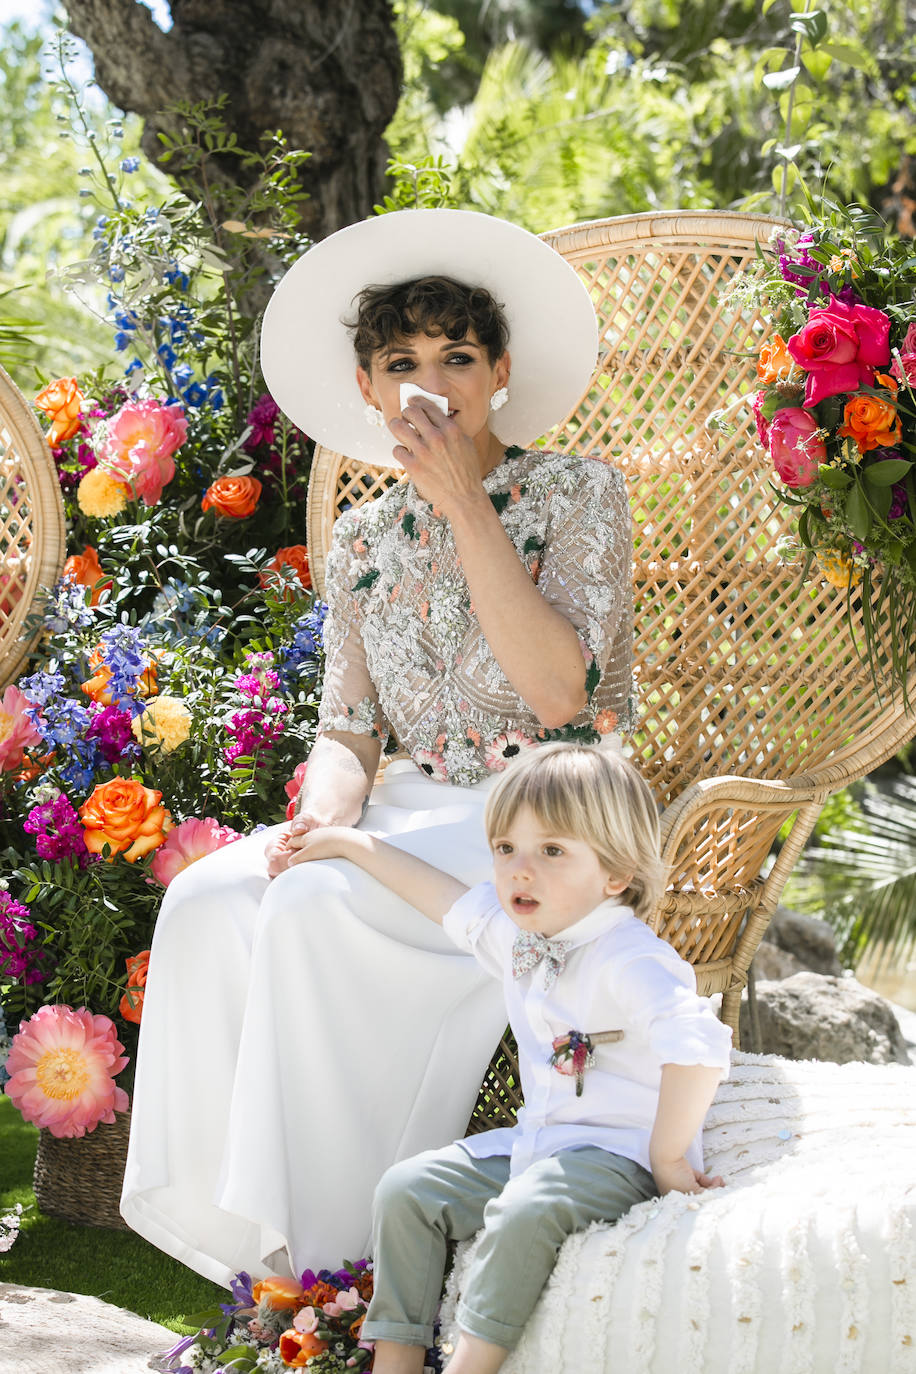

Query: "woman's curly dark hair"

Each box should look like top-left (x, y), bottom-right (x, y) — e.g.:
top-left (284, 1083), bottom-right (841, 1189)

top-left (348, 276), bottom-right (509, 370)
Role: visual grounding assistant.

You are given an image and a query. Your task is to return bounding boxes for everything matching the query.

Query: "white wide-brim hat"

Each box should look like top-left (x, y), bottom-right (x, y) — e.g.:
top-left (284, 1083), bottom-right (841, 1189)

top-left (259, 208), bottom-right (599, 466)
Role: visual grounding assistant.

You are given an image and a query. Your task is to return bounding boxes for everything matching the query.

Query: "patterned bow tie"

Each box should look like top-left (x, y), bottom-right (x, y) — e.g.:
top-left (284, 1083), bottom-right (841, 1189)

top-left (511, 930), bottom-right (572, 989)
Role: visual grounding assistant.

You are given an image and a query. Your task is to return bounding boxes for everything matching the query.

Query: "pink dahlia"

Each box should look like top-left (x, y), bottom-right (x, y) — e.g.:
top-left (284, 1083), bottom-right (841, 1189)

top-left (0, 685), bottom-right (42, 772)
top-left (4, 1005), bottom-right (128, 1138)
top-left (100, 398), bottom-right (187, 505)
top-left (149, 815), bottom-right (242, 888)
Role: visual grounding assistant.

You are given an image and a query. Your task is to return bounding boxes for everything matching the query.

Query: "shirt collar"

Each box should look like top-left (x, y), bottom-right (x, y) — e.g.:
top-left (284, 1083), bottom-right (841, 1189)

top-left (556, 898), bottom-right (633, 950)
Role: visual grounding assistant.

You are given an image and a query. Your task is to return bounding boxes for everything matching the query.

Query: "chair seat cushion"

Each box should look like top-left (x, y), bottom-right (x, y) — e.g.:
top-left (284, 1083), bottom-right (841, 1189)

top-left (440, 1052), bottom-right (916, 1373)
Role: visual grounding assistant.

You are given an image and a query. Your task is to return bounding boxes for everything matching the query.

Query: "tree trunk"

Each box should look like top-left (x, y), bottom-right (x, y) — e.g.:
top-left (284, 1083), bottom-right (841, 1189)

top-left (61, 0), bottom-right (402, 242)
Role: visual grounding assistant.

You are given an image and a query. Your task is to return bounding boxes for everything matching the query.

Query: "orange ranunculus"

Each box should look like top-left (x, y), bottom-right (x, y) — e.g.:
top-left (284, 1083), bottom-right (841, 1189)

top-left (35, 377), bottom-right (85, 446)
top-left (78, 779), bottom-right (173, 863)
top-left (756, 333), bottom-right (795, 385)
top-left (201, 474), bottom-right (262, 518)
top-left (252, 1276), bottom-right (307, 1311)
top-left (119, 950), bottom-right (150, 1024)
top-left (838, 390), bottom-right (902, 452)
top-left (81, 647), bottom-right (158, 707)
top-left (260, 545), bottom-right (312, 597)
top-left (63, 546), bottom-right (112, 607)
top-left (278, 1329), bottom-right (328, 1367)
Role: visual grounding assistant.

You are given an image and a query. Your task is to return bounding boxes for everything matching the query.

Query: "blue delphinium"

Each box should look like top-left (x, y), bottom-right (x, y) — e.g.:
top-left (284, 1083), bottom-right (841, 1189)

top-left (99, 624), bottom-right (148, 714)
top-left (280, 604), bottom-right (327, 685)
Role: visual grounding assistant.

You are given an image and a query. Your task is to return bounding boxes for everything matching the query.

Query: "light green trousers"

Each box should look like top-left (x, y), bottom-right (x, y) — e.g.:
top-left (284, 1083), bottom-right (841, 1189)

top-left (361, 1141), bottom-right (657, 1351)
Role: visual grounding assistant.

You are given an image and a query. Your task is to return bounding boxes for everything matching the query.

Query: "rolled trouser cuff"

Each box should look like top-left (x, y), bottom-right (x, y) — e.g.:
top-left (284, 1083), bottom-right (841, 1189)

top-left (456, 1299), bottom-right (523, 1350)
top-left (360, 1318), bottom-right (434, 1347)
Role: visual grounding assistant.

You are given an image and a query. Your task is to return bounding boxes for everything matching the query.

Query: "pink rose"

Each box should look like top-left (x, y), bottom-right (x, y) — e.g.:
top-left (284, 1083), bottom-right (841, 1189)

top-left (891, 322), bottom-right (916, 385)
top-left (786, 296), bottom-right (890, 406)
top-left (149, 816), bottom-right (242, 887)
top-left (752, 391), bottom-right (771, 449)
top-left (769, 408), bottom-right (825, 488)
top-left (101, 399), bottom-right (188, 505)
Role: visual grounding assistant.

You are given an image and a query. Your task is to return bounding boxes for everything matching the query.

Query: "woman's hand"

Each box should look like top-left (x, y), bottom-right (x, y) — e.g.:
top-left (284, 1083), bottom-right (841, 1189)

top-left (265, 811), bottom-right (343, 879)
top-left (387, 400), bottom-right (488, 514)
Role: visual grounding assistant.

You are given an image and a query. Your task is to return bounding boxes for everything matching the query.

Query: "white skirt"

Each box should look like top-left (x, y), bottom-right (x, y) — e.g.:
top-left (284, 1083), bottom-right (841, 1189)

top-left (120, 762), bottom-right (506, 1286)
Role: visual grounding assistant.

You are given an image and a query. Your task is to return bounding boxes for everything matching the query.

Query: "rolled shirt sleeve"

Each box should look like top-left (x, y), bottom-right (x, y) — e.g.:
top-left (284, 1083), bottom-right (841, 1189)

top-left (612, 944), bottom-right (733, 1073)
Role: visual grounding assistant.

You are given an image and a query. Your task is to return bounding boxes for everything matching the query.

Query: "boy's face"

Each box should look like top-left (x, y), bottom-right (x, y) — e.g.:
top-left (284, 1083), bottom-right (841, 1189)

top-left (490, 805), bottom-right (630, 938)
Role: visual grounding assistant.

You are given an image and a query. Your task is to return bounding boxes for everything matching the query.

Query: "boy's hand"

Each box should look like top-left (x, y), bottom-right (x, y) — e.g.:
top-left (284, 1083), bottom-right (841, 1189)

top-left (650, 1155), bottom-right (724, 1196)
top-left (284, 825), bottom-right (356, 866)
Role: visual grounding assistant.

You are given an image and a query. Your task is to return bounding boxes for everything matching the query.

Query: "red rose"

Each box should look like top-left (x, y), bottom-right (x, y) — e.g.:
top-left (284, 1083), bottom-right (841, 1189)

top-left (786, 296), bottom-right (890, 406)
top-left (769, 408), bottom-right (825, 488)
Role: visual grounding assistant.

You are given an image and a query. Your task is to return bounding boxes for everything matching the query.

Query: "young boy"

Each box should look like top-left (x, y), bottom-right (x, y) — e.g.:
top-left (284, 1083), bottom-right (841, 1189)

top-left (292, 743), bottom-right (733, 1374)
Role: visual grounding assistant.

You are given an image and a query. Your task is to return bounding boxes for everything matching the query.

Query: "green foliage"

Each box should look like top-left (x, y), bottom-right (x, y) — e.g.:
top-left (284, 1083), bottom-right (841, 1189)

top-left (789, 776), bottom-right (916, 969)
top-left (0, 1097), bottom-right (224, 1331)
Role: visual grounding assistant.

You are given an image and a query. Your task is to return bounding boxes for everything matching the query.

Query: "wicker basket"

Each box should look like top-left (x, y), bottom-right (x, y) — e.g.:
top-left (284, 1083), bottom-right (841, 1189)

top-left (32, 1111), bottom-right (131, 1230)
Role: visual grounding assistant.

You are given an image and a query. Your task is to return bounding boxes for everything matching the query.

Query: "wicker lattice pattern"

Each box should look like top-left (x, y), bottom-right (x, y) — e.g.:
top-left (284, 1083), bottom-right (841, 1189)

top-left (0, 365), bottom-right (67, 688)
top-left (306, 213), bottom-right (915, 1115)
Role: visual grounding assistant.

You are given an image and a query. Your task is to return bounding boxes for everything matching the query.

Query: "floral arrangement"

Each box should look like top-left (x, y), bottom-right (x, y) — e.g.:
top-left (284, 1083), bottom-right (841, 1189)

top-left (0, 99), bottom-right (325, 1138)
top-left (157, 1263), bottom-right (382, 1373)
top-left (740, 204), bottom-right (916, 695)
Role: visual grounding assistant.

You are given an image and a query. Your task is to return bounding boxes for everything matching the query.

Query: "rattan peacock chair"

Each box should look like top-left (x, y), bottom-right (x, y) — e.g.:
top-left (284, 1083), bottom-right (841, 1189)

top-left (305, 210), bottom-right (915, 1127)
top-left (0, 364), bottom-right (67, 691)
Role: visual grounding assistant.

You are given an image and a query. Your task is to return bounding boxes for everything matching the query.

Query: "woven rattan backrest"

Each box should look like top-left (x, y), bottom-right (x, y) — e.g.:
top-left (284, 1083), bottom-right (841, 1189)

top-left (307, 211), bottom-right (910, 813)
top-left (0, 365), bottom-right (66, 689)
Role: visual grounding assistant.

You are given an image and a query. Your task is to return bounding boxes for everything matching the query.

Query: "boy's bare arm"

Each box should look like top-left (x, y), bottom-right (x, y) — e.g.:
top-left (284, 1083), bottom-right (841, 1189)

top-left (287, 826), bottom-right (468, 924)
top-left (649, 1063), bottom-right (725, 1196)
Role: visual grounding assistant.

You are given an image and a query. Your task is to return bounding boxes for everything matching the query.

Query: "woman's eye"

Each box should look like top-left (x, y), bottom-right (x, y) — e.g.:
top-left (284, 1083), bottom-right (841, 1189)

top-left (446, 353), bottom-right (473, 365)
top-left (387, 358), bottom-right (414, 373)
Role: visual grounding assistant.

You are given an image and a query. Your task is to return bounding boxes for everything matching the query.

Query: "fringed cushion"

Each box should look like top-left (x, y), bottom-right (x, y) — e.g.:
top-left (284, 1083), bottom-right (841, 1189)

top-left (440, 1053), bottom-right (916, 1373)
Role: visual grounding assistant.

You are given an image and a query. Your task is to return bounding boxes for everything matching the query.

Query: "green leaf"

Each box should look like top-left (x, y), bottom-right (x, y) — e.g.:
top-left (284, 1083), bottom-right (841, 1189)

top-left (818, 466), bottom-right (852, 489)
top-left (819, 41), bottom-right (877, 75)
top-left (862, 459), bottom-right (911, 486)
top-left (844, 483), bottom-right (872, 539)
top-left (763, 66), bottom-right (801, 91)
top-left (790, 10), bottom-right (828, 46)
top-left (801, 50), bottom-right (832, 82)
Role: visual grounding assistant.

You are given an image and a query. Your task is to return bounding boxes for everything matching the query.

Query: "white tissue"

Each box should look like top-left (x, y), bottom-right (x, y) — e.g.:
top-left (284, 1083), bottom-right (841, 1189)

top-left (399, 383), bottom-right (449, 414)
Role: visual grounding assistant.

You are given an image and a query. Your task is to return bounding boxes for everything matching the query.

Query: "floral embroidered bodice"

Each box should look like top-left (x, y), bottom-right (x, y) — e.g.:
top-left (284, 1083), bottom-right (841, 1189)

top-left (318, 446), bottom-right (635, 786)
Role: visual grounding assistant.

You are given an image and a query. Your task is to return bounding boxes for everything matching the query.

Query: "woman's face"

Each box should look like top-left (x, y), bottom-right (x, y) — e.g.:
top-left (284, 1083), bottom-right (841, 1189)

top-left (356, 329), bottom-right (510, 454)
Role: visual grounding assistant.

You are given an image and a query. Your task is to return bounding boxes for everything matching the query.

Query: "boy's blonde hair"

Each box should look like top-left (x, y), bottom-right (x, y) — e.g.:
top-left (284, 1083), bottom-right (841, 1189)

top-left (483, 743), bottom-right (667, 923)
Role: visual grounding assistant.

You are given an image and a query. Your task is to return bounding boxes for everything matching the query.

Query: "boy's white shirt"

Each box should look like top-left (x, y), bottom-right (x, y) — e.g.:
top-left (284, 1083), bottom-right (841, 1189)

top-left (443, 881), bottom-right (733, 1177)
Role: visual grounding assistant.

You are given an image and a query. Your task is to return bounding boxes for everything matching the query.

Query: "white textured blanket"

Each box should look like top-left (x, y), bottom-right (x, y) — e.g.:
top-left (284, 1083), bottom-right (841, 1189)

top-left (440, 1053), bottom-right (916, 1374)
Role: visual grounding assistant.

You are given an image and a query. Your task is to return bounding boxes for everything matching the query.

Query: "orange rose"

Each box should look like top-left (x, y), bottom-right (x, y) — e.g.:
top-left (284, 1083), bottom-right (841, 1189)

top-left (119, 950), bottom-right (150, 1024)
top-left (252, 1276), bottom-right (306, 1311)
top-left (79, 779), bottom-right (173, 863)
top-left (278, 1329), bottom-right (328, 1366)
top-left (63, 546), bottom-right (112, 607)
top-left (201, 474), bottom-right (262, 518)
top-left (35, 377), bottom-right (85, 445)
top-left (756, 333), bottom-right (795, 385)
top-left (81, 647), bottom-right (158, 706)
top-left (260, 544), bottom-right (312, 597)
top-left (838, 390), bottom-right (901, 452)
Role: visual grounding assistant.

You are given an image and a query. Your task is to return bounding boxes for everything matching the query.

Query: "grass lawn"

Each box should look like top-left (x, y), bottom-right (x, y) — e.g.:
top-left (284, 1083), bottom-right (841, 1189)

top-left (0, 1094), bottom-right (225, 1333)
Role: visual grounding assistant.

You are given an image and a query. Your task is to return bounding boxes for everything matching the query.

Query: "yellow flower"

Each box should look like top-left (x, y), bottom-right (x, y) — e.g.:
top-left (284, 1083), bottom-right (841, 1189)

top-left (77, 467), bottom-right (130, 518)
top-left (131, 696), bottom-right (192, 753)
top-left (816, 548), bottom-right (862, 590)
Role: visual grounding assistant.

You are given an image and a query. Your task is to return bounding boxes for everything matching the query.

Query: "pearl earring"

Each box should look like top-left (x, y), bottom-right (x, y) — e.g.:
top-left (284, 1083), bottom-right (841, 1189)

top-left (363, 405), bottom-right (385, 428)
top-left (489, 386), bottom-right (509, 413)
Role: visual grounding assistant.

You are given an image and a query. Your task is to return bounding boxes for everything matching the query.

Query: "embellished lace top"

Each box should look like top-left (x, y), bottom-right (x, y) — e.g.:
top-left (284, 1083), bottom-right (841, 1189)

top-left (318, 446), bottom-right (635, 786)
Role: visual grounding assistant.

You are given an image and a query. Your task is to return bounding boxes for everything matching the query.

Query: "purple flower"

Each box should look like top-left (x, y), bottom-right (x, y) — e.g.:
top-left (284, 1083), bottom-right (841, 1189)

top-left (244, 394), bottom-right (280, 450)
top-left (98, 624), bottom-right (148, 711)
top-left (23, 792), bottom-right (92, 866)
top-left (86, 704), bottom-right (138, 765)
top-left (220, 1270), bottom-right (256, 1316)
top-left (778, 233), bottom-right (816, 287)
top-left (0, 892), bottom-right (53, 984)
top-left (889, 482), bottom-right (909, 521)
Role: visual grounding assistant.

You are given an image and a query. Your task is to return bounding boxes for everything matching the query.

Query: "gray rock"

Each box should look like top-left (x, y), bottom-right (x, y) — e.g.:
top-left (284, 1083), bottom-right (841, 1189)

top-left (752, 941), bottom-right (804, 982)
top-left (740, 972), bottom-right (911, 1065)
top-left (758, 905), bottom-right (843, 978)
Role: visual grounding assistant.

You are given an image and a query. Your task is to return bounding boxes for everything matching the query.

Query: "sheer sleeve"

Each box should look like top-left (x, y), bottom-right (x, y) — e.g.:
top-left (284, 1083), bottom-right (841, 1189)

top-left (317, 513), bottom-right (391, 746)
top-left (536, 458), bottom-right (632, 700)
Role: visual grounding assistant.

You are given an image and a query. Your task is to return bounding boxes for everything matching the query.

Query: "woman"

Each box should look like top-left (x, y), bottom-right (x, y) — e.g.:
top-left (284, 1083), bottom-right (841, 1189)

top-left (121, 209), bottom-right (634, 1286)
